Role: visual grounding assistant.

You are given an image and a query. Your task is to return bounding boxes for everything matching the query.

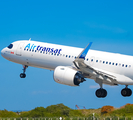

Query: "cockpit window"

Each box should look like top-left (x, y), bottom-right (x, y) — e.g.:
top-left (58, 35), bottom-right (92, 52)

top-left (7, 44), bottom-right (13, 49)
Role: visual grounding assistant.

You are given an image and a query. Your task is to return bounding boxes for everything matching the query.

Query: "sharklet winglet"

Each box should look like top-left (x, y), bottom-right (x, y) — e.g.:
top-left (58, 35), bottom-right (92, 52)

top-left (78, 42), bottom-right (92, 59)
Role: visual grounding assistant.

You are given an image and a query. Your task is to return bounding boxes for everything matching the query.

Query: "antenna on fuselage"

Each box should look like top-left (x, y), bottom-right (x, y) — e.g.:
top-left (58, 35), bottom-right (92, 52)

top-left (29, 38), bottom-right (31, 41)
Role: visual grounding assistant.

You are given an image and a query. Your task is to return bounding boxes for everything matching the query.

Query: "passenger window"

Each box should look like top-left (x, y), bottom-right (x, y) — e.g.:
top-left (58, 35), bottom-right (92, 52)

top-left (103, 61), bottom-right (105, 64)
top-left (24, 48), bottom-right (26, 51)
top-left (129, 65), bottom-right (131, 68)
top-left (96, 60), bottom-right (98, 62)
top-left (7, 44), bottom-right (13, 49)
top-left (32, 50), bottom-right (34, 52)
top-left (109, 62), bottom-right (111, 65)
top-left (27, 49), bottom-right (28, 51)
top-left (51, 53), bottom-right (53, 55)
top-left (91, 59), bottom-right (93, 62)
top-left (106, 62), bottom-right (108, 64)
top-left (116, 63), bottom-right (118, 66)
top-left (122, 64), bottom-right (124, 67)
top-left (112, 63), bottom-right (114, 65)
top-left (87, 58), bottom-right (89, 61)
top-left (125, 65), bottom-right (128, 67)
top-left (69, 55), bottom-right (71, 58)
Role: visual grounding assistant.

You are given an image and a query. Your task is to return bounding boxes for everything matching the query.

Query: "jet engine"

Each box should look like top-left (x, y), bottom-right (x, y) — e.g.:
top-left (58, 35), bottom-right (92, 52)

top-left (53, 66), bottom-right (86, 86)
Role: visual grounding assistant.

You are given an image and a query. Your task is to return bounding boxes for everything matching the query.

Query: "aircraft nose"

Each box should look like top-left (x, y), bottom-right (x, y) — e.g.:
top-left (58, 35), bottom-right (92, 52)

top-left (1, 48), bottom-right (6, 58)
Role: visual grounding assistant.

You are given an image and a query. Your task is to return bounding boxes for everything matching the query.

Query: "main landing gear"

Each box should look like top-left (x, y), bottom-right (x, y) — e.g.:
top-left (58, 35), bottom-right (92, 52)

top-left (121, 85), bottom-right (132, 97)
top-left (95, 79), bottom-right (107, 98)
top-left (95, 84), bottom-right (132, 98)
top-left (95, 88), bottom-right (107, 98)
top-left (20, 65), bottom-right (28, 78)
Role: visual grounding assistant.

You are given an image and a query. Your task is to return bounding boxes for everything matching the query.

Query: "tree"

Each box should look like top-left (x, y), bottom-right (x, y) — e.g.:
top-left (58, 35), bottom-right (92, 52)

top-left (101, 106), bottom-right (114, 115)
top-left (0, 109), bottom-right (18, 117)
top-left (20, 107), bottom-right (46, 117)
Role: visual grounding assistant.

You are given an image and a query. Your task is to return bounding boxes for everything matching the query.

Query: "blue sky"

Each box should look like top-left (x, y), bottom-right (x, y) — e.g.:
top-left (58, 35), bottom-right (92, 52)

top-left (0, 0), bottom-right (133, 111)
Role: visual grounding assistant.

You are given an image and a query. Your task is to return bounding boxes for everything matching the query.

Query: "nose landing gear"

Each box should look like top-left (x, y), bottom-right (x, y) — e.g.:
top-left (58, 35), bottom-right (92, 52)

top-left (20, 65), bottom-right (28, 78)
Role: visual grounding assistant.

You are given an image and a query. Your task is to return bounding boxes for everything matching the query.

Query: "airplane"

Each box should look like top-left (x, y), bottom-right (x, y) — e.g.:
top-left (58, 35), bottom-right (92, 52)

top-left (1, 39), bottom-right (133, 98)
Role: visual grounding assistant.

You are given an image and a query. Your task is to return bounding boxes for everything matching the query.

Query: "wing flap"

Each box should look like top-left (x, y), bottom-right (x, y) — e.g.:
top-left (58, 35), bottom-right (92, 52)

top-left (73, 43), bottom-right (116, 85)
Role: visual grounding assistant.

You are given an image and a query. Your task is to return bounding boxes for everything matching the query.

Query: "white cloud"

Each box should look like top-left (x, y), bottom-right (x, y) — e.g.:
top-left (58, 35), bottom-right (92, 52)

top-left (85, 22), bottom-right (127, 33)
top-left (32, 89), bottom-right (71, 95)
top-left (89, 85), bottom-right (99, 89)
top-left (32, 90), bottom-right (52, 95)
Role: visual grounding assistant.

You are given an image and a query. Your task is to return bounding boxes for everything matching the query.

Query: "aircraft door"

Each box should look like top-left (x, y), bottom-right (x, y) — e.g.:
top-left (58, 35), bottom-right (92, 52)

top-left (16, 42), bottom-right (24, 56)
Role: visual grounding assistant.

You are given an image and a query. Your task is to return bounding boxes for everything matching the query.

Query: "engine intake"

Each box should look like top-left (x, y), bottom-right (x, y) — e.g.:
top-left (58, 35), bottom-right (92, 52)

top-left (54, 66), bottom-right (85, 86)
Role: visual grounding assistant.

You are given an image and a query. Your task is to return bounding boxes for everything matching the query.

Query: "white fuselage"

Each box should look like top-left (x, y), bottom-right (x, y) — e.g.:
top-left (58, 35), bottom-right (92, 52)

top-left (1, 40), bottom-right (133, 85)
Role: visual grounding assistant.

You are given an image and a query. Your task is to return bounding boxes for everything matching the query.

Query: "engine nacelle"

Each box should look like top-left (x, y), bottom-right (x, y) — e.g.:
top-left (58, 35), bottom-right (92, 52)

top-left (54, 66), bottom-right (85, 86)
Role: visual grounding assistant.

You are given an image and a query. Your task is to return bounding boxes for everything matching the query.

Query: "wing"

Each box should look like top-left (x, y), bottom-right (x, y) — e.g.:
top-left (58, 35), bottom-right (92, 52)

top-left (73, 43), bottom-right (117, 85)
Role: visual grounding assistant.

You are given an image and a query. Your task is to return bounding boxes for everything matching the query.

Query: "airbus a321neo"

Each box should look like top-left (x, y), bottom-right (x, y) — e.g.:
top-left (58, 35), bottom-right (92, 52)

top-left (1, 39), bottom-right (133, 98)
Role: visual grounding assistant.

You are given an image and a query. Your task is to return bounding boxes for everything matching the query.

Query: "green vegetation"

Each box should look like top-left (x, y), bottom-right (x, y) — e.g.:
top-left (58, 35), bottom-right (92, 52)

top-left (0, 103), bottom-right (133, 118)
top-left (111, 104), bottom-right (133, 117)
top-left (0, 109), bottom-right (18, 117)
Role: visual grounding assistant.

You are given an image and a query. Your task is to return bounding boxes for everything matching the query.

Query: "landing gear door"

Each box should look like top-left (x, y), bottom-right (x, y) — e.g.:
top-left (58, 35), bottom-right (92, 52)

top-left (16, 42), bottom-right (24, 56)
